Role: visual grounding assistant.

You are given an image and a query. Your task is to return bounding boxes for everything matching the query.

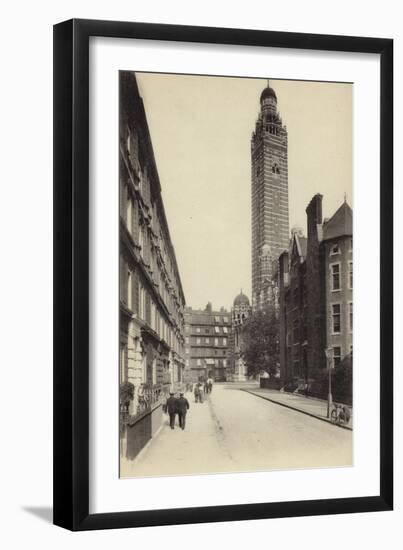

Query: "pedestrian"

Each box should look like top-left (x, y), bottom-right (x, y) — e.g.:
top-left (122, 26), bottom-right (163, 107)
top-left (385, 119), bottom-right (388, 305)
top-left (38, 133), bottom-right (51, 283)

top-left (176, 392), bottom-right (190, 430)
top-left (194, 383), bottom-right (200, 403)
top-left (166, 392), bottom-right (177, 429)
top-left (207, 376), bottom-right (213, 394)
top-left (198, 382), bottom-right (204, 403)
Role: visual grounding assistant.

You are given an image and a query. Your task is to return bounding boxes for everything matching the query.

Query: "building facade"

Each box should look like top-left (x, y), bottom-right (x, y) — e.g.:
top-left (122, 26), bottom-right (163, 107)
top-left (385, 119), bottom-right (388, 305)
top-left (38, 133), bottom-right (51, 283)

top-left (278, 229), bottom-right (308, 383)
top-left (119, 72), bottom-right (186, 458)
top-left (184, 303), bottom-right (231, 383)
top-left (279, 194), bottom-right (352, 385)
top-left (227, 292), bottom-right (252, 382)
top-left (251, 81), bottom-right (290, 310)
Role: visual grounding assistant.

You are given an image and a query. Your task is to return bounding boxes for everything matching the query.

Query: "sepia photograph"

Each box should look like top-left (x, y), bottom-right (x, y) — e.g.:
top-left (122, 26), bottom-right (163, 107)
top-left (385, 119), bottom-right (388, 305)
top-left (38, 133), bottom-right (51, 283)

top-left (118, 71), bottom-right (353, 479)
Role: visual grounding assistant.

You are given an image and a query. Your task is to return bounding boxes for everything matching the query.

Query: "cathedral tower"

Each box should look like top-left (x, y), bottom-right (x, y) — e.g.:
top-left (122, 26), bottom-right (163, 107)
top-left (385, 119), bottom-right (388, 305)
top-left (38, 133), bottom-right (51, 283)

top-left (251, 81), bottom-right (289, 309)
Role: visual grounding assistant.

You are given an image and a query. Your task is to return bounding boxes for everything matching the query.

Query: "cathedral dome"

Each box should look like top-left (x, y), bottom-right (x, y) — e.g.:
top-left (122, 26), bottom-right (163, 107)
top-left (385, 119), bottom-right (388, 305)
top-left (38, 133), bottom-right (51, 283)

top-left (233, 291), bottom-right (250, 307)
top-left (260, 84), bottom-right (277, 103)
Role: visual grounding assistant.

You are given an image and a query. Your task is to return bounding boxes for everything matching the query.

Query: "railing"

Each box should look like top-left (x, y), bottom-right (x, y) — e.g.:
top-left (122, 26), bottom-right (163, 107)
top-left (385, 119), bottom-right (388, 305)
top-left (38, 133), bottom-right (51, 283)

top-left (120, 383), bottom-right (170, 430)
top-left (136, 383), bottom-right (166, 414)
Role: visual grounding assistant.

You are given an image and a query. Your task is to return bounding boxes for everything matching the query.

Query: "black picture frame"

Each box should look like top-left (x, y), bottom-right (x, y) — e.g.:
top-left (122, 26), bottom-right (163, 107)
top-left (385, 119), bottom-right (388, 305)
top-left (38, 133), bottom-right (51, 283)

top-left (53, 18), bottom-right (393, 531)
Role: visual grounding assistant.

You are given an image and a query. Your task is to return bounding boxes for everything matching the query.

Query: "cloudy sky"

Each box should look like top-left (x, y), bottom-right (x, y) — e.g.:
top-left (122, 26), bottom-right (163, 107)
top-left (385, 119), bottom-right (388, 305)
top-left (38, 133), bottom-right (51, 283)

top-left (135, 73), bottom-right (352, 311)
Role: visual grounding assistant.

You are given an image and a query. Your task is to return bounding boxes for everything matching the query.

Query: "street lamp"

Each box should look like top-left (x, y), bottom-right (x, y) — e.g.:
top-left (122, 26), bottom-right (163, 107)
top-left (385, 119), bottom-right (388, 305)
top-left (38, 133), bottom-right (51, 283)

top-left (324, 347), bottom-right (334, 418)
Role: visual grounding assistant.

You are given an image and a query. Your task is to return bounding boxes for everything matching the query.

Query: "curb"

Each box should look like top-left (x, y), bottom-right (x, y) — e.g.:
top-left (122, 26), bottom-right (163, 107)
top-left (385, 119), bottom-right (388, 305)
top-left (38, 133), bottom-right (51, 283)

top-left (241, 389), bottom-right (353, 431)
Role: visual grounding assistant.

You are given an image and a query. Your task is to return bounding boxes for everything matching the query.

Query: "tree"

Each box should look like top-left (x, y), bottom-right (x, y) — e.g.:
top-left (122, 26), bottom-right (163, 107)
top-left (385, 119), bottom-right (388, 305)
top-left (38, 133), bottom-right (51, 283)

top-left (241, 307), bottom-right (280, 377)
top-left (333, 352), bottom-right (353, 406)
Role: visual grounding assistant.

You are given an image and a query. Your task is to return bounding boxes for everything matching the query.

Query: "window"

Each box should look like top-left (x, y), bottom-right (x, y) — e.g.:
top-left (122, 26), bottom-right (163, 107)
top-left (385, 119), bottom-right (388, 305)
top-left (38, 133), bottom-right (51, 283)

top-left (333, 346), bottom-right (342, 366)
top-left (127, 271), bottom-right (132, 309)
top-left (138, 285), bottom-right (144, 319)
top-left (205, 338), bottom-right (210, 344)
top-left (205, 328), bottom-right (209, 334)
top-left (196, 327), bottom-right (201, 333)
top-left (138, 224), bottom-right (144, 255)
top-left (349, 302), bottom-right (353, 331)
top-left (332, 304), bottom-right (341, 334)
top-left (223, 316), bottom-right (229, 323)
top-left (215, 326), bottom-right (220, 334)
top-left (214, 338), bottom-right (218, 346)
top-left (145, 293), bottom-right (151, 325)
top-left (223, 359), bottom-right (227, 368)
top-left (185, 337), bottom-right (189, 344)
top-left (185, 348), bottom-right (189, 354)
top-left (196, 338), bottom-right (201, 345)
top-left (223, 338), bottom-right (227, 346)
top-left (223, 327), bottom-right (228, 334)
top-left (215, 316), bottom-right (220, 322)
top-left (126, 192), bottom-right (132, 234)
top-left (348, 261), bottom-right (353, 289)
top-left (120, 345), bottom-right (126, 383)
top-left (330, 244), bottom-right (340, 255)
top-left (197, 359), bottom-right (201, 367)
top-left (331, 263), bottom-right (341, 291)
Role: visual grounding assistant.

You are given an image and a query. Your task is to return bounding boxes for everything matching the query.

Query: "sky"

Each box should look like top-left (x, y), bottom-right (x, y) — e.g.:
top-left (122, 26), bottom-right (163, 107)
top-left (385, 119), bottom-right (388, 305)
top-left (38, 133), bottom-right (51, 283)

top-left (135, 73), bottom-right (352, 311)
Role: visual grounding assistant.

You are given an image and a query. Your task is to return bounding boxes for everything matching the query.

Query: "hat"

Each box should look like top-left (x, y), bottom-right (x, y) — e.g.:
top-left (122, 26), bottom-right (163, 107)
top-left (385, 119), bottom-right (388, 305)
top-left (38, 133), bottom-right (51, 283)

top-left (179, 392), bottom-right (184, 396)
top-left (169, 392), bottom-right (174, 395)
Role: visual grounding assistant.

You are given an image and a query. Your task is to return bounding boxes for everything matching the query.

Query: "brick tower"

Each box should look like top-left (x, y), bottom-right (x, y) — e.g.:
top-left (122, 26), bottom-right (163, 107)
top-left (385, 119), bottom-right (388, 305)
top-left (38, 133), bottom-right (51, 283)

top-left (251, 81), bottom-right (289, 310)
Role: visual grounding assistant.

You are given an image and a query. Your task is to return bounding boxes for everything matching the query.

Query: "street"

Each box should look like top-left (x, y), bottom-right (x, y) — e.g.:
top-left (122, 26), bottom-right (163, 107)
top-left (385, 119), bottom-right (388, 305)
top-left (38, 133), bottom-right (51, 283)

top-left (120, 383), bottom-right (352, 478)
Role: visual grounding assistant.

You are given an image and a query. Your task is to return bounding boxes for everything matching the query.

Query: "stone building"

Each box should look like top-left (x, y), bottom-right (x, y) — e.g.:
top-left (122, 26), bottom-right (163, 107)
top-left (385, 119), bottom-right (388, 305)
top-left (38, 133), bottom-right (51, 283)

top-left (227, 291), bottom-right (252, 382)
top-left (251, 81), bottom-right (290, 310)
top-left (278, 194), bottom-right (353, 384)
top-left (184, 303), bottom-right (231, 383)
top-left (119, 72), bottom-right (186, 459)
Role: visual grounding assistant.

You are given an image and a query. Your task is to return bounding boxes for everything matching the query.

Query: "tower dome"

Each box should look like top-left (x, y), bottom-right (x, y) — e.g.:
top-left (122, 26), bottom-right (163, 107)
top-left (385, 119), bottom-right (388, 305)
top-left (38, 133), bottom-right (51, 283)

top-left (260, 82), bottom-right (277, 104)
top-left (233, 291), bottom-right (250, 307)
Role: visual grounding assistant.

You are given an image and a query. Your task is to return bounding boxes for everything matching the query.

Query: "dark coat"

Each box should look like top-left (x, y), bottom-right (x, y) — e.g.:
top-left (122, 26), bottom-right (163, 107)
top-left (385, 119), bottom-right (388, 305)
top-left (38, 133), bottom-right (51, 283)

top-left (176, 397), bottom-right (190, 413)
top-left (166, 396), bottom-right (177, 414)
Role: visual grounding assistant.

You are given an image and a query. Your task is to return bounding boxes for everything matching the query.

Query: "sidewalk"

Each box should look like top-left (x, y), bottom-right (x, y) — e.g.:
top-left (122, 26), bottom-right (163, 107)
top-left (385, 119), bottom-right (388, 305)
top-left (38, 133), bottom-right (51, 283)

top-left (241, 387), bottom-right (353, 430)
top-left (120, 391), bottom-right (232, 478)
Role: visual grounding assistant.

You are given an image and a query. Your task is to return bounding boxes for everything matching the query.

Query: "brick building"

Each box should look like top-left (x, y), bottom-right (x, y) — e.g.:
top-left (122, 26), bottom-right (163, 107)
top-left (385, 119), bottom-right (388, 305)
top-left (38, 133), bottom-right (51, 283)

top-left (279, 194), bottom-right (352, 385)
top-left (251, 81), bottom-right (289, 310)
top-left (119, 72), bottom-right (186, 458)
top-left (184, 303), bottom-right (231, 383)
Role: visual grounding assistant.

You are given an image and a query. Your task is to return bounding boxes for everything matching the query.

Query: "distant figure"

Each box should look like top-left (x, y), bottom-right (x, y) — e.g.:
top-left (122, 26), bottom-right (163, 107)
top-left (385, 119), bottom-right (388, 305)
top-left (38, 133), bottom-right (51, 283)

top-left (166, 392), bottom-right (177, 429)
top-left (193, 383), bottom-right (200, 403)
top-left (207, 377), bottom-right (214, 394)
top-left (177, 392), bottom-right (190, 430)
top-left (198, 382), bottom-right (204, 403)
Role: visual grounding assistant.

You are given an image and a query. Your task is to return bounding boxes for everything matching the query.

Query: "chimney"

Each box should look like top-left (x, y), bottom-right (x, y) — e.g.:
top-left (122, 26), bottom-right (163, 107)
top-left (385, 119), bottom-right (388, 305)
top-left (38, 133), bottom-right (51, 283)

top-left (306, 194), bottom-right (323, 238)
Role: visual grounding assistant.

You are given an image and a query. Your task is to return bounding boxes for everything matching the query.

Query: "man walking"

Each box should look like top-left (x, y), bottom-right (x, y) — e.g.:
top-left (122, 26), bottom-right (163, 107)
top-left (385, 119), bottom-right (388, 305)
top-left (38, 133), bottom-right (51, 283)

top-left (166, 392), bottom-right (177, 429)
top-left (177, 392), bottom-right (190, 430)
